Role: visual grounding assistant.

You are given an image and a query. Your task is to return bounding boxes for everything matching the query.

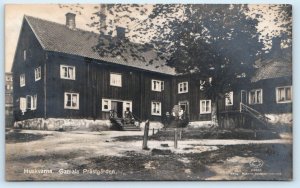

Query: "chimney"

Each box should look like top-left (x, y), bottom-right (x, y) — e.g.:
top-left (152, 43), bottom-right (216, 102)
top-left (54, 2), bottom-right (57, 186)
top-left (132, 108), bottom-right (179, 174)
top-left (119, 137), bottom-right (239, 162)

top-left (116, 26), bottom-right (126, 40)
top-left (65, 12), bottom-right (76, 30)
top-left (271, 37), bottom-right (281, 56)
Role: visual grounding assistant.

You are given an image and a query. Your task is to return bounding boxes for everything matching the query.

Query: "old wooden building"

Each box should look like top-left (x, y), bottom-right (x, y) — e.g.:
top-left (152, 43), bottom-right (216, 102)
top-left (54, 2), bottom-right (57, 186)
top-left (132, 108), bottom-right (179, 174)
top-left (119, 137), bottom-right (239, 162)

top-left (12, 13), bottom-right (292, 130)
top-left (218, 42), bottom-right (292, 128)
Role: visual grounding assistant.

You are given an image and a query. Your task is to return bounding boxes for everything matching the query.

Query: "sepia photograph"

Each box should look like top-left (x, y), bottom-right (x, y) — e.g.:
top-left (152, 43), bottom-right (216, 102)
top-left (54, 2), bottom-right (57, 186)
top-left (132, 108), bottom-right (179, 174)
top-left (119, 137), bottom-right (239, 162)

top-left (5, 4), bottom-right (292, 181)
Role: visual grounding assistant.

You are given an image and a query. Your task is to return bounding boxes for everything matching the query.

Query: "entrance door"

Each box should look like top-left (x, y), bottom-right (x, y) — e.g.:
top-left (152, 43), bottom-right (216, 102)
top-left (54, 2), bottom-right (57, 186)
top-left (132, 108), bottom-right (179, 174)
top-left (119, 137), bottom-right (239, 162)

top-left (111, 101), bottom-right (123, 118)
top-left (179, 101), bottom-right (189, 114)
top-left (241, 90), bottom-right (247, 104)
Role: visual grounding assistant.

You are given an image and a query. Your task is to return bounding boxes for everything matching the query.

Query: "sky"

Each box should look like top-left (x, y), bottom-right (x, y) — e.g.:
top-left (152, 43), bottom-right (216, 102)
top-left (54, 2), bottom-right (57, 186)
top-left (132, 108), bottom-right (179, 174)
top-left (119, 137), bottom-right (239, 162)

top-left (4, 4), bottom-right (284, 72)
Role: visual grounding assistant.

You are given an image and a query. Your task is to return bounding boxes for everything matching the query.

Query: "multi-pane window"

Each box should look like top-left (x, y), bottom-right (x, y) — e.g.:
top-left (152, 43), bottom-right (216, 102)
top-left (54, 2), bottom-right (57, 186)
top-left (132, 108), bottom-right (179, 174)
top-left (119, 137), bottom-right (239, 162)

top-left (60, 65), bottom-right (76, 80)
top-left (249, 89), bottom-right (263, 104)
top-left (102, 99), bottom-right (111, 111)
top-left (200, 100), bottom-right (211, 114)
top-left (35, 66), bottom-right (41, 81)
top-left (151, 101), bottom-right (161, 116)
top-left (151, 79), bottom-right (164, 92)
top-left (26, 95), bottom-right (31, 110)
top-left (200, 80), bottom-right (206, 91)
top-left (19, 95), bottom-right (37, 113)
top-left (110, 73), bottom-right (122, 87)
top-left (178, 82), bottom-right (188, 94)
top-left (26, 95), bottom-right (37, 110)
top-left (20, 97), bottom-right (27, 113)
top-left (64, 92), bottom-right (79, 109)
top-left (276, 86), bottom-right (292, 103)
top-left (225, 91), bottom-right (233, 106)
top-left (32, 95), bottom-right (37, 110)
top-left (20, 74), bottom-right (25, 87)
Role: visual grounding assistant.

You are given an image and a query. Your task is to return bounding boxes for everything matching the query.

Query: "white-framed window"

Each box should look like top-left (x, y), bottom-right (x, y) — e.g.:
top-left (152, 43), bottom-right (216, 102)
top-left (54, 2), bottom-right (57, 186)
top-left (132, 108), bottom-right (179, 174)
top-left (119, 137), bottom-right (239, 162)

top-left (35, 66), bottom-right (41, 81)
top-left (178, 82), bottom-right (188, 94)
top-left (110, 73), bottom-right (122, 87)
top-left (25, 95), bottom-right (37, 110)
top-left (200, 100), bottom-right (211, 114)
top-left (151, 79), bottom-right (164, 92)
top-left (60, 65), bottom-right (76, 80)
top-left (102, 99), bottom-right (111, 111)
top-left (225, 91), bottom-right (233, 106)
top-left (20, 97), bottom-right (27, 113)
top-left (23, 50), bottom-right (27, 61)
top-left (249, 89), bottom-right (263, 104)
top-left (123, 101), bottom-right (133, 112)
top-left (32, 95), bottom-right (37, 110)
top-left (151, 101), bottom-right (161, 116)
top-left (200, 80), bottom-right (206, 91)
top-left (26, 95), bottom-right (31, 110)
top-left (20, 74), bottom-right (25, 87)
top-left (64, 92), bottom-right (79, 109)
top-left (276, 86), bottom-right (292, 103)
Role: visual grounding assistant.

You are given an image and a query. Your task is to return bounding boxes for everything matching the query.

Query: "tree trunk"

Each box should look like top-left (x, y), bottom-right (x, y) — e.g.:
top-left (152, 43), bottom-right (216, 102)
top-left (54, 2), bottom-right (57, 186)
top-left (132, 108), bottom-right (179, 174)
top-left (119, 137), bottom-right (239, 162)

top-left (211, 97), bottom-right (219, 126)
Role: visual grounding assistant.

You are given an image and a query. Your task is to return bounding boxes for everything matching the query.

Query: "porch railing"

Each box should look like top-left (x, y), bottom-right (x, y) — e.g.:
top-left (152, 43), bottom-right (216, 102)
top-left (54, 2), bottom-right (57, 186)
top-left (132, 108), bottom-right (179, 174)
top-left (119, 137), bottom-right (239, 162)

top-left (239, 102), bottom-right (270, 126)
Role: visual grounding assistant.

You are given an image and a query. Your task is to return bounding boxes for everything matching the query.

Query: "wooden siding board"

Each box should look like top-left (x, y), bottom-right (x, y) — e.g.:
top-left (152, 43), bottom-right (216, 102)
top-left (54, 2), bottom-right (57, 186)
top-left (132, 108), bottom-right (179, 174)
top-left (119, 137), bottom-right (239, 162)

top-left (12, 20), bottom-right (46, 121)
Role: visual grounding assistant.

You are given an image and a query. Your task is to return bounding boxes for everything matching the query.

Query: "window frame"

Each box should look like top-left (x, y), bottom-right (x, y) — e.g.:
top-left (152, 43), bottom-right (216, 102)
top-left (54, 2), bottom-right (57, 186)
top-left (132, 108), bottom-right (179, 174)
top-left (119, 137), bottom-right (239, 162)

top-left (32, 95), bottom-right (37, 110)
top-left (225, 91), bottom-right (234, 106)
top-left (110, 72), bottom-right (122, 87)
top-left (200, 100), bottom-right (211, 114)
top-left (102, 98), bottom-right (112, 111)
top-left (64, 92), bottom-right (79, 110)
top-left (151, 101), bottom-right (162, 116)
top-left (20, 97), bottom-right (27, 113)
top-left (178, 82), bottom-right (188, 94)
top-left (20, 74), bottom-right (25, 87)
top-left (35, 66), bottom-right (41, 81)
top-left (276, 86), bottom-right (292, 103)
top-left (151, 79), bottom-right (164, 92)
top-left (60, 65), bottom-right (76, 80)
top-left (249, 89), bottom-right (263, 104)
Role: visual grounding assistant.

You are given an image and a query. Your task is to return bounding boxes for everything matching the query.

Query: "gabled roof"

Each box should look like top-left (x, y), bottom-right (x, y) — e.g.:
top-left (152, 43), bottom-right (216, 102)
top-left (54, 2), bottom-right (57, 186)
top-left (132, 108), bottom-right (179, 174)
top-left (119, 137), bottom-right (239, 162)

top-left (251, 54), bottom-right (292, 83)
top-left (24, 15), bottom-right (176, 75)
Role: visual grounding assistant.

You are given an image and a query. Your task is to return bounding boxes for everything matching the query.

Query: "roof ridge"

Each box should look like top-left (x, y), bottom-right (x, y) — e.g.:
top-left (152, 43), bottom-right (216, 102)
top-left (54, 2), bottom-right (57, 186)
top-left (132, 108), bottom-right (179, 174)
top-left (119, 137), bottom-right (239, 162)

top-left (24, 14), bottom-right (99, 36)
top-left (22, 14), bottom-right (176, 75)
top-left (24, 14), bottom-right (150, 47)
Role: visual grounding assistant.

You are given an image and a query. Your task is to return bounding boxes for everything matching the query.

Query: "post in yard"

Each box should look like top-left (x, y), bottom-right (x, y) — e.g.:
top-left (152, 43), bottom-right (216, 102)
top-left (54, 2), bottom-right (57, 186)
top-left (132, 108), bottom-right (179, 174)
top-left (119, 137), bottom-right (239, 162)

top-left (142, 120), bottom-right (150, 150)
top-left (174, 128), bottom-right (178, 149)
top-left (179, 128), bottom-right (182, 140)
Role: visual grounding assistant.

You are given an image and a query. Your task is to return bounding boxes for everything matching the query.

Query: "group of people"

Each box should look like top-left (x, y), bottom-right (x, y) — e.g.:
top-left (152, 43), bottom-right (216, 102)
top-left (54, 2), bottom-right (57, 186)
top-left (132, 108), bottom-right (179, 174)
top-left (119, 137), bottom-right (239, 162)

top-left (164, 106), bottom-right (189, 128)
top-left (112, 106), bottom-right (188, 128)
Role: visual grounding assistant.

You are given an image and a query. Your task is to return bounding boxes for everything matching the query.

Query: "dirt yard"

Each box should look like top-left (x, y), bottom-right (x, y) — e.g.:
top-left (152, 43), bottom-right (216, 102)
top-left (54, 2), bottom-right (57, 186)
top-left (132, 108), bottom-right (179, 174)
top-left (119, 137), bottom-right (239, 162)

top-left (5, 128), bottom-right (292, 181)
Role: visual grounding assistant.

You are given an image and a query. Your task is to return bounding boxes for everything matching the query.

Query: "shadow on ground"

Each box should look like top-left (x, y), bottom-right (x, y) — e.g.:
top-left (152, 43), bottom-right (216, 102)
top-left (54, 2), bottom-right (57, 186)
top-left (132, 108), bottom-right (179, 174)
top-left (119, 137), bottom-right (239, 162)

top-left (5, 129), bottom-right (53, 144)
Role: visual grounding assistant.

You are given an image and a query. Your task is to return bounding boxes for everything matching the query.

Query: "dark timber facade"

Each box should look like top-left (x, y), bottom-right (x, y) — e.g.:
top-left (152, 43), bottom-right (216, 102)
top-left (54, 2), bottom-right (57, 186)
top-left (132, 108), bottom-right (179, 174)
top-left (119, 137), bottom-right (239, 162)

top-left (12, 14), bottom-right (292, 129)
